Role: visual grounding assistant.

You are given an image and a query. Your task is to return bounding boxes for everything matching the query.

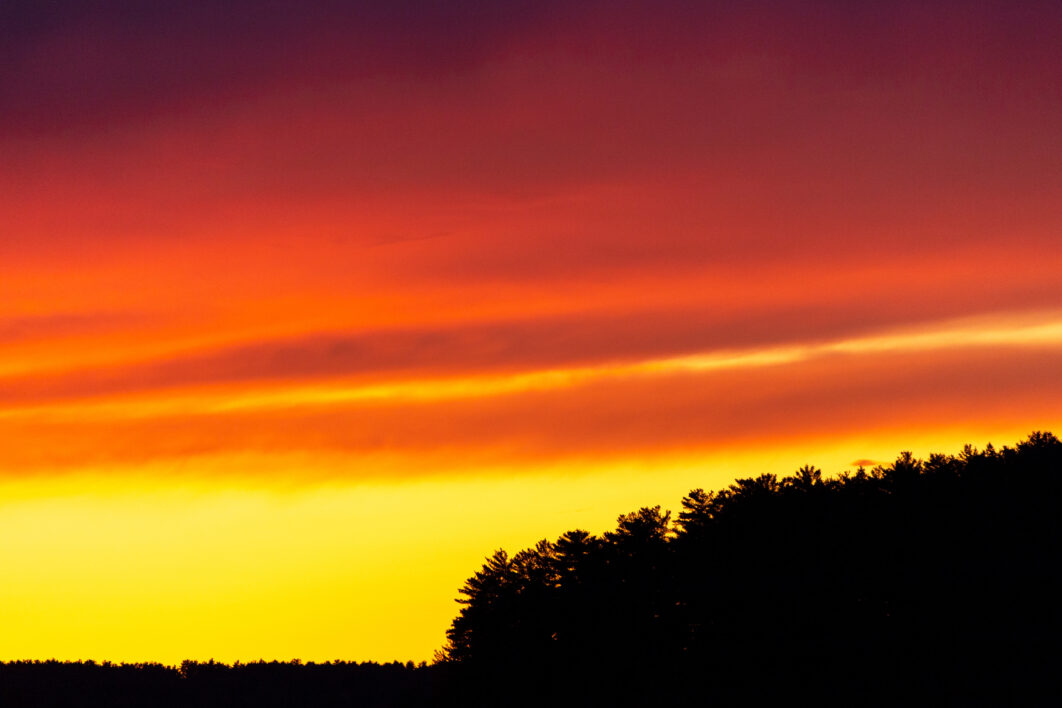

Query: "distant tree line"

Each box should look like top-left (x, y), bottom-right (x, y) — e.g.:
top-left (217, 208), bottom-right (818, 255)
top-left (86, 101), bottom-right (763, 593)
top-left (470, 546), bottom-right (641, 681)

top-left (0, 659), bottom-right (437, 707)
top-left (3, 432), bottom-right (1059, 706)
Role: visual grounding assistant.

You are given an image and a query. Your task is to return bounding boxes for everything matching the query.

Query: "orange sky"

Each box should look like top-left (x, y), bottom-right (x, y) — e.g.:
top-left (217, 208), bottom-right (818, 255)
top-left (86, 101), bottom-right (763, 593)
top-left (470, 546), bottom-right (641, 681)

top-left (2, 0), bottom-right (1062, 663)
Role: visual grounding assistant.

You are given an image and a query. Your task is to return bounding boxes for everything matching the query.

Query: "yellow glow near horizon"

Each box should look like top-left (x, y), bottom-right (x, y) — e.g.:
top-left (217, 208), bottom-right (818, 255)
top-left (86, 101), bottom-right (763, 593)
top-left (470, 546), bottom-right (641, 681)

top-left (0, 422), bottom-right (1054, 664)
top-left (2, 308), bottom-right (1059, 665)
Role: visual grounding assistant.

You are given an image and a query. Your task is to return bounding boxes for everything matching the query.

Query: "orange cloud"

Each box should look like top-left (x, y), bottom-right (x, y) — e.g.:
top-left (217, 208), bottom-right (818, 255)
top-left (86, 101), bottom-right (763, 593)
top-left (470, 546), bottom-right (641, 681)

top-left (3, 331), bottom-right (1061, 478)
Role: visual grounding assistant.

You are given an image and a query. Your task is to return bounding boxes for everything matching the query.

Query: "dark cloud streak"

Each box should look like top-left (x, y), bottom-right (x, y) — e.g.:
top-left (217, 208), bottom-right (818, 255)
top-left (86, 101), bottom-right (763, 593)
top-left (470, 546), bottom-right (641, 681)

top-left (5, 345), bottom-right (1062, 475)
top-left (0, 310), bottom-right (146, 343)
top-left (4, 0), bottom-right (1060, 138)
top-left (2, 296), bottom-right (1060, 406)
top-left (0, 0), bottom-right (565, 136)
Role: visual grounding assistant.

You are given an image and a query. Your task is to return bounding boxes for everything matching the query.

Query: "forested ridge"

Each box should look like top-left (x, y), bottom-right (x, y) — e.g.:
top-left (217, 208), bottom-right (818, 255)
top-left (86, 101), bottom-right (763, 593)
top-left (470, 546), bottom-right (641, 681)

top-left (442, 431), bottom-right (1062, 705)
top-left (4, 432), bottom-right (1060, 706)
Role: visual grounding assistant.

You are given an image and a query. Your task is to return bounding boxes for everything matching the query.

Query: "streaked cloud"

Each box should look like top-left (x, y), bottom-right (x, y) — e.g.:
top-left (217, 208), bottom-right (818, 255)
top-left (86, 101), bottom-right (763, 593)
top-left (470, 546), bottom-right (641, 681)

top-left (3, 312), bottom-right (1061, 478)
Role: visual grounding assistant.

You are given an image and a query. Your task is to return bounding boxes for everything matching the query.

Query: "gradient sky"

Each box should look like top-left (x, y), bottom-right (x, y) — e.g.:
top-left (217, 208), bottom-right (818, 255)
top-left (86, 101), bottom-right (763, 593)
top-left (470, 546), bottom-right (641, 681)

top-left (3, 0), bottom-right (1062, 663)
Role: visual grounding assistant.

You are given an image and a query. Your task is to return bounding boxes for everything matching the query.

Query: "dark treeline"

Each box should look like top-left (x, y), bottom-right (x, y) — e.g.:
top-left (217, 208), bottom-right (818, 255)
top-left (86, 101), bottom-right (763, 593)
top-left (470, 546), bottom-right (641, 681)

top-left (0, 659), bottom-right (439, 707)
top-left (441, 432), bottom-right (1062, 706)
top-left (3, 432), bottom-right (1060, 706)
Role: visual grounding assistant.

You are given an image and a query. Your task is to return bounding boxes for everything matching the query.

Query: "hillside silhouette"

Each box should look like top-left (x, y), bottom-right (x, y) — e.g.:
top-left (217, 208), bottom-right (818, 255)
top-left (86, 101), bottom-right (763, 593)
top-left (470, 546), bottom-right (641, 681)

top-left (440, 431), bottom-right (1062, 706)
top-left (3, 432), bottom-right (1060, 706)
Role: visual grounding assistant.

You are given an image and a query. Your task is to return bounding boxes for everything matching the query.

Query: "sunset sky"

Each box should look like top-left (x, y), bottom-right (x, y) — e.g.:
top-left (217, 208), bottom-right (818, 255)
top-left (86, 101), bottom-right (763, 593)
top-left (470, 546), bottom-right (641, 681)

top-left (3, 0), bottom-right (1062, 664)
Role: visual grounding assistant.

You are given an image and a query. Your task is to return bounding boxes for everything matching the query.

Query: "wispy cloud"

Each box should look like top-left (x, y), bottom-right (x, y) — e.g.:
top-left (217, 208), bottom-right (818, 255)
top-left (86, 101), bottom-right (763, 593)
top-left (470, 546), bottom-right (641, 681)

top-left (4, 312), bottom-right (1061, 477)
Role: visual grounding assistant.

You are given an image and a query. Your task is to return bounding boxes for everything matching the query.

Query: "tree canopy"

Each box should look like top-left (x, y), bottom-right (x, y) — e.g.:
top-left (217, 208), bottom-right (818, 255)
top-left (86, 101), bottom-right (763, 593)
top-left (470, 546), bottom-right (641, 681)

top-left (442, 432), bottom-right (1062, 706)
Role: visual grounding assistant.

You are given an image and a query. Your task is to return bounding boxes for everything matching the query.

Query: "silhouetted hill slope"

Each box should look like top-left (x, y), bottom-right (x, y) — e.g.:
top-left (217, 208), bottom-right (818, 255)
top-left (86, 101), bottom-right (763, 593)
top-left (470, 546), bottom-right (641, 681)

top-left (442, 432), bottom-right (1062, 706)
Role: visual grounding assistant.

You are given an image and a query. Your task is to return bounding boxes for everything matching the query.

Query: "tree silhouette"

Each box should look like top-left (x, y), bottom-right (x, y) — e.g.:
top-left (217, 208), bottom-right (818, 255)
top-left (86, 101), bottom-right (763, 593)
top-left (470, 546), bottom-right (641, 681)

top-left (442, 432), bottom-right (1062, 706)
top-left (3, 432), bottom-right (1059, 707)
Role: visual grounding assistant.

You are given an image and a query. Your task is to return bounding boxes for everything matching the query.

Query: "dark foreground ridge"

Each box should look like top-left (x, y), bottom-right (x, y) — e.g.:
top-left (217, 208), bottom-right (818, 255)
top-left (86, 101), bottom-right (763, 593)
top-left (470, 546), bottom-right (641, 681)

top-left (4, 432), bottom-right (1060, 706)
